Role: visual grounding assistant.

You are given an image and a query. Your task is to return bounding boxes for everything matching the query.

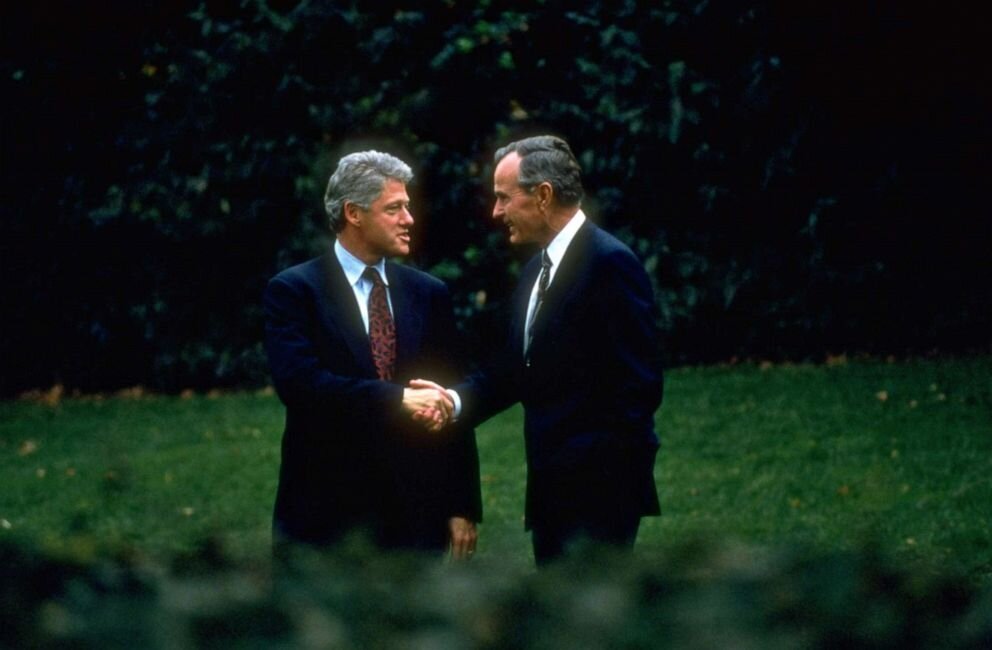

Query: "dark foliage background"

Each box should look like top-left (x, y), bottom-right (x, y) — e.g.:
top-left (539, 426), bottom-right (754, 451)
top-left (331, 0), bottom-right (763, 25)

top-left (2, 0), bottom-right (990, 394)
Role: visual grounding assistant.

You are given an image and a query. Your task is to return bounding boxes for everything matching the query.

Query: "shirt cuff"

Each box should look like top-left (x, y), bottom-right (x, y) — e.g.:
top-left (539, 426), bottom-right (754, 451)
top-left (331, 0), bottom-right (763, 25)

top-left (447, 389), bottom-right (462, 420)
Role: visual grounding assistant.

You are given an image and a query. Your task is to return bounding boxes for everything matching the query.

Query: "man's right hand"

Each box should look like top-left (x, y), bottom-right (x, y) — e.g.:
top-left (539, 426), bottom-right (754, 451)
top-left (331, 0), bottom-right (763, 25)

top-left (402, 387), bottom-right (453, 432)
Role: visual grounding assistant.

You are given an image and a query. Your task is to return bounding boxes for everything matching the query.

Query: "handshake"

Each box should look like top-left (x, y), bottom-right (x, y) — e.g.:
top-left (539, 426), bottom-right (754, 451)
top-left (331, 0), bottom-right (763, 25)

top-left (401, 379), bottom-right (455, 432)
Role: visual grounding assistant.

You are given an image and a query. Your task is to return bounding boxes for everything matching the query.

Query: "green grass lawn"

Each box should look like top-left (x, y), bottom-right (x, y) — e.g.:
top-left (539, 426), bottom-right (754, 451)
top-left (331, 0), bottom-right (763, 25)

top-left (2, 357), bottom-right (990, 583)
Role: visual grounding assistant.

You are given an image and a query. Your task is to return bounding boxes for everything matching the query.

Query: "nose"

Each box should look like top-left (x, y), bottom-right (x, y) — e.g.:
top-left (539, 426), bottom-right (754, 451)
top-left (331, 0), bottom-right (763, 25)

top-left (492, 202), bottom-right (503, 220)
top-left (401, 206), bottom-right (414, 225)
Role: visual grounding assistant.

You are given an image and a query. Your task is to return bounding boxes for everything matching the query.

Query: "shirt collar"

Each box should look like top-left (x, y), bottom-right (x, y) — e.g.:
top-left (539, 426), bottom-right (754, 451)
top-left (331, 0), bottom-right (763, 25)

top-left (334, 239), bottom-right (389, 287)
top-left (544, 209), bottom-right (586, 271)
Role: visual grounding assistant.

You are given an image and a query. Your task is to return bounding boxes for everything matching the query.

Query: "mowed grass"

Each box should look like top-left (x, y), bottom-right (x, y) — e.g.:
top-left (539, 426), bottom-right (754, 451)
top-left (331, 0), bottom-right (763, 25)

top-left (647, 356), bottom-right (992, 585)
top-left (1, 357), bottom-right (990, 583)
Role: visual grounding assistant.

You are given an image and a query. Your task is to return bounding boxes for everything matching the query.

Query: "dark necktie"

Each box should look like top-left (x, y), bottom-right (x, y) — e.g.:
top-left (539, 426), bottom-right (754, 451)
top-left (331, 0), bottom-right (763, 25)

top-left (526, 249), bottom-right (553, 357)
top-left (363, 267), bottom-right (396, 380)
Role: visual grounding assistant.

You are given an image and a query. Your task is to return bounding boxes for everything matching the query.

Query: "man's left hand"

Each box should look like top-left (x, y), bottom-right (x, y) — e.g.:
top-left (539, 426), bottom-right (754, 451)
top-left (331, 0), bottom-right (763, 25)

top-left (448, 517), bottom-right (477, 560)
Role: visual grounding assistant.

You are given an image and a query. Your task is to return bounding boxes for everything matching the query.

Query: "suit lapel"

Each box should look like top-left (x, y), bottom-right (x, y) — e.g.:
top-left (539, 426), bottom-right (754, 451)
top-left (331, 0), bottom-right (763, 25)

top-left (316, 253), bottom-right (378, 378)
top-left (528, 220), bottom-right (596, 349)
top-left (386, 262), bottom-right (422, 371)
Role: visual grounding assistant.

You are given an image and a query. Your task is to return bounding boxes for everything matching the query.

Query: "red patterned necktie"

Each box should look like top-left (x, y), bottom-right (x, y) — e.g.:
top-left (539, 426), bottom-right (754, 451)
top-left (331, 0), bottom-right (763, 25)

top-left (363, 267), bottom-right (395, 380)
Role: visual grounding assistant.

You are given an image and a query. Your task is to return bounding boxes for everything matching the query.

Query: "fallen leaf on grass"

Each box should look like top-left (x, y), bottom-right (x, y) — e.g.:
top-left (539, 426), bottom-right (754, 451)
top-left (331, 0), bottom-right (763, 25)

top-left (875, 390), bottom-right (889, 402)
top-left (115, 386), bottom-right (145, 399)
top-left (18, 384), bottom-right (66, 406)
top-left (18, 440), bottom-right (39, 456)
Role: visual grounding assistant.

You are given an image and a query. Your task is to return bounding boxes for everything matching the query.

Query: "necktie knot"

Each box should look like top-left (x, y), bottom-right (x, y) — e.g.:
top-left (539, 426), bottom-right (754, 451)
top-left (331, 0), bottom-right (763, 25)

top-left (538, 250), bottom-right (552, 295)
top-left (363, 266), bottom-right (385, 287)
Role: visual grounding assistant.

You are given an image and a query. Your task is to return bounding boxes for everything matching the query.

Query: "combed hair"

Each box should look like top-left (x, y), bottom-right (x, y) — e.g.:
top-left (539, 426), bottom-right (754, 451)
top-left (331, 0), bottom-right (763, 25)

top-left (324, 150), bottom-right (413, 232)
top-left (494, 135), bottom-right (584, 207)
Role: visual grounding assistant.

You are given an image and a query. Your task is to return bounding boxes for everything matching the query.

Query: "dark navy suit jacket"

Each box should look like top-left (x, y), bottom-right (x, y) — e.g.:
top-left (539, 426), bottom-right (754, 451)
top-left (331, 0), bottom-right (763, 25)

top-left (264, 252), bottom-right (481, 548)
top-left (454, 220), bottom-right (662, 530)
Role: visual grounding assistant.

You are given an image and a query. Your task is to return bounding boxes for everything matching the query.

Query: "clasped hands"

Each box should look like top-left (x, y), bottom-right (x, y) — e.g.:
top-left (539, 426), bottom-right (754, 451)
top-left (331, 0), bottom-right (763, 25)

top-left (400, 379), bottom-right (453, 432)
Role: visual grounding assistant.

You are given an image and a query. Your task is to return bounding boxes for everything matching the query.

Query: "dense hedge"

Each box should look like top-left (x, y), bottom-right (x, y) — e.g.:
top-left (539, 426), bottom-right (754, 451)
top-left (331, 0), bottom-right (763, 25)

top-left (2, 1), bottom-right (989, 393)
top-left (3, 537), bottom-right (991, 648)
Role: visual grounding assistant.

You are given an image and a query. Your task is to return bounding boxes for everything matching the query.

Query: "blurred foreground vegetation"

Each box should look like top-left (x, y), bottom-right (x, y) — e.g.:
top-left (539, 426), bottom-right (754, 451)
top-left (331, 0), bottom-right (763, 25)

top-left (4, 536), bottom-right (992, 649)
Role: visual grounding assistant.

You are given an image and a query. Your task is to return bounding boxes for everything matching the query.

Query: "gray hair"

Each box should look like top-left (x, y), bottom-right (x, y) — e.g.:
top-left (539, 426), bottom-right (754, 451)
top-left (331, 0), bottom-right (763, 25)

top-left (494, 135), bottom-right (584, 207)
top-left (324, 150), bottom-right (414, 232)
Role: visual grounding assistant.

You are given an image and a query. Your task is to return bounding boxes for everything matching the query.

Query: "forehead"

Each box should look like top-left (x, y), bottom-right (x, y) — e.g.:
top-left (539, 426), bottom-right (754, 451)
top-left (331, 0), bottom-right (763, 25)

top-left (375, 178), bottom-right (409, 203)
top-left (493, 152), bottom-right (522, 190)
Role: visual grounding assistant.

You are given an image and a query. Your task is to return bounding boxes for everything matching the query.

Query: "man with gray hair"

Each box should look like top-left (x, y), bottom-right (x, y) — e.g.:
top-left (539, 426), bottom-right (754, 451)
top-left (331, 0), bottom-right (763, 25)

top-left (412, 135), bottom-right (663, 565)
top-left (264, 150), bottom-right (480, 558)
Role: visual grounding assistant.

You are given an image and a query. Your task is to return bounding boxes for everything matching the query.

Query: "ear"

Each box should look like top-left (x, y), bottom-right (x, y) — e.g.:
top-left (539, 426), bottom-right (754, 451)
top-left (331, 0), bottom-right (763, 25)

top-left (535, 182), bottom-right (554, 211)
top-left (344, 201), bottom-right (363, 227)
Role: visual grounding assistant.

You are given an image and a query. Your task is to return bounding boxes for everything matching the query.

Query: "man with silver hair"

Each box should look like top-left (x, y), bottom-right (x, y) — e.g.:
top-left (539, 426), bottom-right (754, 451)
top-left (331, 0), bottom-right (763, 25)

top-left (264, 150), bottom-right (481, 558)
top-left (413, 135), bottom-right (663, 565)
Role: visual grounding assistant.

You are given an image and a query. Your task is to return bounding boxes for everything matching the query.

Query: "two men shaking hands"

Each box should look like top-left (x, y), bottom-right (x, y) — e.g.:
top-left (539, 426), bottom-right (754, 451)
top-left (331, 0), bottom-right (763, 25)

top-left (265, 135), bottom-right (663, 566)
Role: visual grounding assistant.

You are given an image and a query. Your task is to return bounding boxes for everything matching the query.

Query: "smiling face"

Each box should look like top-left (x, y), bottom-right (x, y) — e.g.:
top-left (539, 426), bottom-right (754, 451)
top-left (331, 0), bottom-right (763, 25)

top-left (347, 178), bottom-right (413, 263)
top-left (492, 152), bottom-right (551, 246)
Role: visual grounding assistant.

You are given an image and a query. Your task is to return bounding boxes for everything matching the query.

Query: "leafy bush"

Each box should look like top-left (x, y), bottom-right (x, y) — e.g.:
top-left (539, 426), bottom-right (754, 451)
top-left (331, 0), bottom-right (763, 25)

top-left (3, 2), bottom-right (989, 393)
top-left (3, 536), bottom-right (990, 648)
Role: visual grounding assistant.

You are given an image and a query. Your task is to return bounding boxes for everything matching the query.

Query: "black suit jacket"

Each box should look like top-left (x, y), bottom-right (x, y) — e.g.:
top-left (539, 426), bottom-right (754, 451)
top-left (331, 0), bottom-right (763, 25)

top-left (264, 252), bottom-right (481, 548)
top-left (455, 220), bottom-right (662, 530)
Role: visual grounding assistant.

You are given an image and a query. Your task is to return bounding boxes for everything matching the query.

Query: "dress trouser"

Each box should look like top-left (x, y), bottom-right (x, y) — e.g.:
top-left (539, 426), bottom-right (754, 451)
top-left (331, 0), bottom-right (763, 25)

top-left (531, 515), bottom-right (641, 566)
